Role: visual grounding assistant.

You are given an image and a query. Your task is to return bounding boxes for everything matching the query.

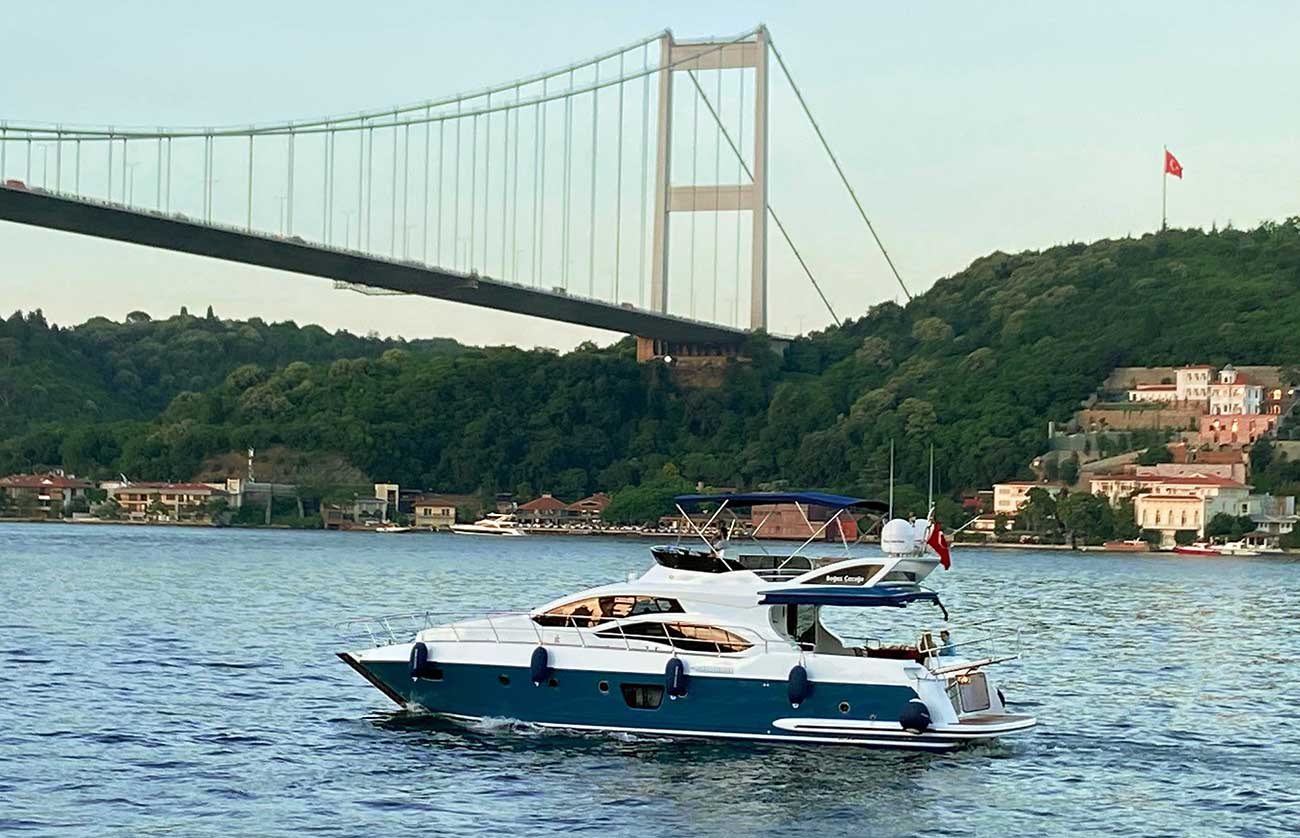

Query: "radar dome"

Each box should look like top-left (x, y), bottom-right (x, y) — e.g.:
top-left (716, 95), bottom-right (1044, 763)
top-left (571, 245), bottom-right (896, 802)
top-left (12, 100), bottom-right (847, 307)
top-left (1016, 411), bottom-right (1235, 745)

top-left (880, 518), bottom-right (917, 554)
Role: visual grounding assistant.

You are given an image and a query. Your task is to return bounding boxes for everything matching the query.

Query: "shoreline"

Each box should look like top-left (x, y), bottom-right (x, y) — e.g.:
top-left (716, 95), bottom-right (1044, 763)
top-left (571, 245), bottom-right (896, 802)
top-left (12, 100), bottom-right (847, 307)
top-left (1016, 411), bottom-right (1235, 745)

top-left (2, 517), bottom-right (1295, 556)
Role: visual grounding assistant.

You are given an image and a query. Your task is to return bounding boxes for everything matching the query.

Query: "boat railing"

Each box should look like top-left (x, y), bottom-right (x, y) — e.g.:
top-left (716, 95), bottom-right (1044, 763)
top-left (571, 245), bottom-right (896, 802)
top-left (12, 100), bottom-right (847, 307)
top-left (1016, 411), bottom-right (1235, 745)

top-left (919, 625), bottom-right (1023, 676)
top-left (340, 610), bottom-right (779, 658)
top-left (833, 621), bottom-right (1023, 674)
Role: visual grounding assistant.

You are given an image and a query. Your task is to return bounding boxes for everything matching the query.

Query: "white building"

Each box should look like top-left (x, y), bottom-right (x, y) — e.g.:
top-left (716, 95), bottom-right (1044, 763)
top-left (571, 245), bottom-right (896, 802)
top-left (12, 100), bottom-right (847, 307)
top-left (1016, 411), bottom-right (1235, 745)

top-left (1126, 384), bottom-right (1179, 403)
top-left (1208, 365), bottom-right (1263, 416)
top-left (992, 481), bottom-right (1067, 516)
top-left (1174, 365), bottom-right (1213, 402)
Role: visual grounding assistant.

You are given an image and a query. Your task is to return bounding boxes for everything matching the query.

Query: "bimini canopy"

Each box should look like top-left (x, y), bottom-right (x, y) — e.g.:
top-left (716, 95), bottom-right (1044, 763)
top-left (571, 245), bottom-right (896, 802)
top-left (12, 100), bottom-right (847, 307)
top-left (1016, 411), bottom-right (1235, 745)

top-left (760, 584), bottom-right (945, 614)
top-left (675, 491), bottom-right (888, 513)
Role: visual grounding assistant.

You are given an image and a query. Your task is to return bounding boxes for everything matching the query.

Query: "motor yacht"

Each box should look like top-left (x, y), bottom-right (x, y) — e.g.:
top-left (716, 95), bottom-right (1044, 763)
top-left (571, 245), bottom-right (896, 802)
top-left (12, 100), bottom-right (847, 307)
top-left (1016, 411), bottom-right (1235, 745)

top-left (339, 492), bottom-right (1035, 751)
top-left (449, 513), bottom-right (527, 537)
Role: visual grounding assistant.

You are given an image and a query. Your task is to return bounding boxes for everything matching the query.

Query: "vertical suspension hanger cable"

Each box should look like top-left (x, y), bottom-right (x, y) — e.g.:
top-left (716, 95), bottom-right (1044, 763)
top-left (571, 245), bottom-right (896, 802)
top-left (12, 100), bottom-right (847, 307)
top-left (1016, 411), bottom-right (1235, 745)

top-left (469, 109), bottom-right (478, 270)
top-left (436, 119), bottom-right (445, 262)
top-left (501, 97), bottom-right (510, 279)
top-left (402, 122), bottom-right (411, 258)
top-left (532, 86), bottom-right (544, 286)
top-left (423, 106), bottom-right (431, 262)
top-left (562, 68), bottom-right (574, 290)
top-left (356, 119), bottom-right (365, 250)
top-left (452, 101), bottom-right (461, 268)
top-left (588, 60), bottom-right (600, 297)
top-left (511, 84), bottom-right (521, 281)
top-left (483, 92), bottom-right (491, 271)
top-left (366, 123), bottom-right (375, 250)
top-left (390, 111), bottom-right (399, 256)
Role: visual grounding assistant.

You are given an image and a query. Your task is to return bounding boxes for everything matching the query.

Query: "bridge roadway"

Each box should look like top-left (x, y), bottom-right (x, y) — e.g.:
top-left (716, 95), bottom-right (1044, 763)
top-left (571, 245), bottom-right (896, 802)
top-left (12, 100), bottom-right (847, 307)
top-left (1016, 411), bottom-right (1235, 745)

top-left (0, 185), bottom-right (750, 346)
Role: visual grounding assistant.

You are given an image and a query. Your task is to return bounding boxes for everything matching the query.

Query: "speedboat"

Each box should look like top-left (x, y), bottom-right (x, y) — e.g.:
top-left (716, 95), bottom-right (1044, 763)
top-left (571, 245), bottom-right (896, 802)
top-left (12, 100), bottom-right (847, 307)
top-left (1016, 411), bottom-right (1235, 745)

top-left (1216, 540), bottom-right (1259, 556)
top-left (375, 524), bottom-right (413, 534)
top-left (449, 513), bottom-right (527, 537)
top-left (1173, 543), bottom-right (1221, 556)
top-left (339, 492), bottom-right (1035, 751)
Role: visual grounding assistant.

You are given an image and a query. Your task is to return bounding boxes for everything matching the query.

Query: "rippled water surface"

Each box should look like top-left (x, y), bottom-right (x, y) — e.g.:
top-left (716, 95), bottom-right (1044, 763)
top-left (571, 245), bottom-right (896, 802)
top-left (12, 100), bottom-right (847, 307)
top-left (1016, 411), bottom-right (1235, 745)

top-left (2, 523), bottom-right (1298, 836)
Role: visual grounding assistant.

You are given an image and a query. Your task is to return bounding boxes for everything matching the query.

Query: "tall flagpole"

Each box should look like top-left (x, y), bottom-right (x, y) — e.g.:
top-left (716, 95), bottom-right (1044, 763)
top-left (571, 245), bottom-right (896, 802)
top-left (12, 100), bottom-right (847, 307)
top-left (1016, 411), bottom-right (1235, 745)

top-left (1161, 145), bottom-right (1167, 231)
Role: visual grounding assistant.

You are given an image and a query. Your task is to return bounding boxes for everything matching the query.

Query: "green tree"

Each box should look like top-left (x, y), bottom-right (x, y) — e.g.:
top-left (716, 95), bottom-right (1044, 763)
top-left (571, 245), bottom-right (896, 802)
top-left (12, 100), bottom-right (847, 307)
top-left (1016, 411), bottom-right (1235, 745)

top-left (1017, 487), bottom-right (1061, 538)
top-left (1250, 438), bottom-right (1275, 477)
top-left (1059, 454), bottom-right (1080, 486)
top-left (1056, 491), bottom-right (1115, 546)
top-left (1137, 445), bottom-right (1173, 466)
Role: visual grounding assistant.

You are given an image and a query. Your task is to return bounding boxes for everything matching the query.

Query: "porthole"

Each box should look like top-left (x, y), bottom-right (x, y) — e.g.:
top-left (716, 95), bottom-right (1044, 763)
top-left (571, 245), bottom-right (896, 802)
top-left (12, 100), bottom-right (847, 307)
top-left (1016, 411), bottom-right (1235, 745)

top-left (498, 674), bottom-right (510, 686)
top-left (598, 680), bottom-right (610, 694)
top-left (547, 677), bottom-right (559, 688)
top-left (838, 701), bottom-right (851, 714)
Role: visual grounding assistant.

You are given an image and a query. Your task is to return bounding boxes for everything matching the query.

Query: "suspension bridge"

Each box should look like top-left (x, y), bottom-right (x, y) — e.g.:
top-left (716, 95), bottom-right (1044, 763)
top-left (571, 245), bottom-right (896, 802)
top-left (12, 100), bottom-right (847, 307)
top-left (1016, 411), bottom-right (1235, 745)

top-left (0, 26), bottom-right (908, 358)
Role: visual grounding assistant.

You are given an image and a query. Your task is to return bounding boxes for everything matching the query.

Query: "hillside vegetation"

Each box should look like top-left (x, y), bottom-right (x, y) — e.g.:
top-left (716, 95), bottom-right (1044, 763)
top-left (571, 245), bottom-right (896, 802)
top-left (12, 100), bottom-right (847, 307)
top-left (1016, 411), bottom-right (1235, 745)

top-left (3, 219), bottom-right (1298, 512)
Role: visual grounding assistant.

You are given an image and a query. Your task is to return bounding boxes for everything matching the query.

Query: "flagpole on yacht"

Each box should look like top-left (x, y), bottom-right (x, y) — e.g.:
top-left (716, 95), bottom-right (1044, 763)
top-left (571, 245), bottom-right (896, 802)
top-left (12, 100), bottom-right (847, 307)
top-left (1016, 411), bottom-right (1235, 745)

top-left (927, 443), bottom-right (935, 517)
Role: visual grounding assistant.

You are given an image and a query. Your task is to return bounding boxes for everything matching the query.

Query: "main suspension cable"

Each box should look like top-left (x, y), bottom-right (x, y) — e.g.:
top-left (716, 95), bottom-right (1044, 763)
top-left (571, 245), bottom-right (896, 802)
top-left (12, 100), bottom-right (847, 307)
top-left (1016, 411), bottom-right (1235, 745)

top-left (766, 34), bottom-right (912, 302)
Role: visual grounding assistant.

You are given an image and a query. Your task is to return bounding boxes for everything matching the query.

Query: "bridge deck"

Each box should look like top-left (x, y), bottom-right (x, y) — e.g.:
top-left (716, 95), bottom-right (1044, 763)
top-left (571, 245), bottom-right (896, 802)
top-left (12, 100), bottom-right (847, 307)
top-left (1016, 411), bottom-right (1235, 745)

top-left (0, 186), bottom-right (751, 345)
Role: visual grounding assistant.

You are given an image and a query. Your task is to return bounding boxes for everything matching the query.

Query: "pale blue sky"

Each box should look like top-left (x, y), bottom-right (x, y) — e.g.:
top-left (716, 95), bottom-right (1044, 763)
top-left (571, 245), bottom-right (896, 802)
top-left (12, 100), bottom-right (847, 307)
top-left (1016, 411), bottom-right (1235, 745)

top-left (2, 1), bottom-right (1296, 347)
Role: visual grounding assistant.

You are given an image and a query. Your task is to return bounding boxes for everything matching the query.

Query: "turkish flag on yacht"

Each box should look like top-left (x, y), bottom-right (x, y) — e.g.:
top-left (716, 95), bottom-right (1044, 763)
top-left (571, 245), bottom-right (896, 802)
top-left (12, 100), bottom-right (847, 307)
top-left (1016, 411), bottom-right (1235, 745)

top-left (1164, 150), bottom-right (1183, 179)
top-left (927, 521), bottom-right (952, 570)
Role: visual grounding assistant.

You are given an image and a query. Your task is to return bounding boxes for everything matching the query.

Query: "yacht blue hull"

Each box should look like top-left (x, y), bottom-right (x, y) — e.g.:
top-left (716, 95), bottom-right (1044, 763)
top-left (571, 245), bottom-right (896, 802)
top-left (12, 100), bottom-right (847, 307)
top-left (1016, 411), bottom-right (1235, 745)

top-left (341, 655), bottom-right (984, 750)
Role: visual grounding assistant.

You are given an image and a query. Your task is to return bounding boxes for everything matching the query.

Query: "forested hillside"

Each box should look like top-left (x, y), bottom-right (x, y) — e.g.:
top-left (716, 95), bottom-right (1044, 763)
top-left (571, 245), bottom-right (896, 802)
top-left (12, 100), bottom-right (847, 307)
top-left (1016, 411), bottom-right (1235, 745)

top-left (3, 219), bottom-right (1299, 509)
top-left (0, 307), bottom-right (463, 437)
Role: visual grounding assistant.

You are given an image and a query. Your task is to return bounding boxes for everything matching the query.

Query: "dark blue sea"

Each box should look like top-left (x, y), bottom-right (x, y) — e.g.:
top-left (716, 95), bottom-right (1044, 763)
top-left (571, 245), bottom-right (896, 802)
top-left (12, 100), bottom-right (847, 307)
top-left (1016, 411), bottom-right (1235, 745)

top-left (2, 523), bottom-right (1297, 836)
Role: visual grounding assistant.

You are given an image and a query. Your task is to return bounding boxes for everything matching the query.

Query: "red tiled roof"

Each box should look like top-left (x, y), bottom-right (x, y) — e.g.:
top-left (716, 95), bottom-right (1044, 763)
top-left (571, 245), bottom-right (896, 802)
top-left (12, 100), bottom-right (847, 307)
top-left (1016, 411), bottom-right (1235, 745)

top-left (0, 473), bottom-right (92, 489)
top-left (411, 495), bottom-right (459, 506)
top-left (1133, 384), bottom-right (1176, 390)
top-left (518, 494), bottom-right (569, 511)
top-left (566, 492), bottom-right (611, 511)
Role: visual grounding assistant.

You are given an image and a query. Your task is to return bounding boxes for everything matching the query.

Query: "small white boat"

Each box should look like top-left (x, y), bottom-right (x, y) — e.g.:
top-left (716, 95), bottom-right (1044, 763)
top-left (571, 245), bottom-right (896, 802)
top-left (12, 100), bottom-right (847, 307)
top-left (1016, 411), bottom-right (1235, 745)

top-left (449, 513), bottom-right (527, 537)
top-left (339, 492), bottom-right (1035, 751)
top-left (1216, 540), bottom-right (1260, 557)
top-left (375, 525), bottom-right (414, 534)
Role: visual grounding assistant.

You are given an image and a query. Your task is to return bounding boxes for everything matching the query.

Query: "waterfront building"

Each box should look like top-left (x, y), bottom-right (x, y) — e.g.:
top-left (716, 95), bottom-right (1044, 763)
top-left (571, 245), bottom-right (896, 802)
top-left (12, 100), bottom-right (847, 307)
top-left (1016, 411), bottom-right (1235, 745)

top-left (412, 495), bottom-right (458, 530)
top-left (0, 472), bottom-right (93, 518)
top-left (991, 481), bottom-right (1068, 516)
top-left (516, 493), bottom-right (569, 525)
top-left (107, 482), bottom-right (228, 520)
top-left (566, 492), bottom-right (612, 524)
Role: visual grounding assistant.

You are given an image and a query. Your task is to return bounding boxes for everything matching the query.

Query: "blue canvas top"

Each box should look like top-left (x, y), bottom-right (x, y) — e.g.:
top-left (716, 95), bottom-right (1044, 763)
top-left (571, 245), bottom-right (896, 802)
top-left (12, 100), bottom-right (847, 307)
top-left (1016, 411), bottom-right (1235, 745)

top-left (674, 491), bottom-right (888, 513)
top-left (759, 585), bottom-right (943, 610)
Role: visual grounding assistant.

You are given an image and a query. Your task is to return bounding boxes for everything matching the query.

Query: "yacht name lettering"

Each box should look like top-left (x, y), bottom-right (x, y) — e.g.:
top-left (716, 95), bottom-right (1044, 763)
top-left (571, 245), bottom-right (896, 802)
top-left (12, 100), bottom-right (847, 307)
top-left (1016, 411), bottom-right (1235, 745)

top-left (813, 573), bottom-right (867, 585)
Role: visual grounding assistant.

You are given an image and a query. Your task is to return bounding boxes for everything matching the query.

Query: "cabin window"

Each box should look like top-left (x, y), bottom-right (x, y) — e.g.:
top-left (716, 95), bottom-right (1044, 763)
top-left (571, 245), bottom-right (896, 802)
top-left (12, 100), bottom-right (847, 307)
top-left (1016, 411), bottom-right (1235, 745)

top-left (598, 621), bottom-right (752, 653)
top-left (620, 683), bottom-right (665, 710)
top-left (533, 595), bottom-right (683, 627)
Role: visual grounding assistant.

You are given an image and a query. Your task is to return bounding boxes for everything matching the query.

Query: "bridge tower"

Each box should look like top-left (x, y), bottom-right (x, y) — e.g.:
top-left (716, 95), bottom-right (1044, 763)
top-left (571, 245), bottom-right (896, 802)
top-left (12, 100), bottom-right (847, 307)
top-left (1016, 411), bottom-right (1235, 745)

top-left (639, 27), bottom-right (769, 364)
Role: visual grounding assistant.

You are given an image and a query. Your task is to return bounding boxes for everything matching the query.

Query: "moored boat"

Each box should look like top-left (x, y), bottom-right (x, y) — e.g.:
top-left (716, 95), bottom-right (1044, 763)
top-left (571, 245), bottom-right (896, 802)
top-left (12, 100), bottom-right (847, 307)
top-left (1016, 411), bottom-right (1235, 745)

top-left (339, 492), bottom-right (1035, 751)
top-left (1173, 542), bottom-right (1221, 556)
top-left (1103, 539), bottom-right (1150, 552)
top-left (449, 513), bottom-right (527, 537)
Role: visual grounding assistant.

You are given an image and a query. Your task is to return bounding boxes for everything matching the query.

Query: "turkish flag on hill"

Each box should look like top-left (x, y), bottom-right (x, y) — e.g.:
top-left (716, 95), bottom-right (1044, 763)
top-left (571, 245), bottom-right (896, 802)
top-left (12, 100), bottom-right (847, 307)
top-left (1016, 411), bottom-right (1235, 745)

top-left (926, 521), bottom-right (951, 570)
top-left (1164, 149), bottom-right (1183, 179)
